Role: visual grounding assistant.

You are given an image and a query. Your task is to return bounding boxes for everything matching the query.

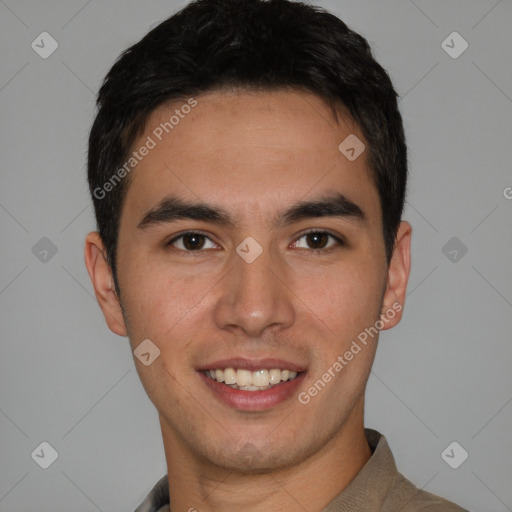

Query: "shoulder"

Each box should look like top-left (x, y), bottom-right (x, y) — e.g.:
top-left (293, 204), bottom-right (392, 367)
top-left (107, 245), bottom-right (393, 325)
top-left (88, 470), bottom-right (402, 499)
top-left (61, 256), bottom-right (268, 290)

top-left (385, 472), bottom-right (468, 512)
top-left (364, 429), bottom-right (468, 512)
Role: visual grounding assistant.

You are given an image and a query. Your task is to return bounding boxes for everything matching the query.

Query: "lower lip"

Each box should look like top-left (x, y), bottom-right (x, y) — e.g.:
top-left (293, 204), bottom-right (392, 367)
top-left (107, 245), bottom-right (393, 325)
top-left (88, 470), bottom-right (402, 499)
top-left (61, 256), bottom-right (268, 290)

top-left (199, 371), bottom-right (306, 411)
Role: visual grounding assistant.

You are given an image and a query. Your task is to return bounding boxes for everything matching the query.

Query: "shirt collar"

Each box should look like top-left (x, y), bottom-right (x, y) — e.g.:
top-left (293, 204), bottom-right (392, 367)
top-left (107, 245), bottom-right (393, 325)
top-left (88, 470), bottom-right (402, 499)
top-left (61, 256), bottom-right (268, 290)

top-left (321, 428), bottom-right (398, 512)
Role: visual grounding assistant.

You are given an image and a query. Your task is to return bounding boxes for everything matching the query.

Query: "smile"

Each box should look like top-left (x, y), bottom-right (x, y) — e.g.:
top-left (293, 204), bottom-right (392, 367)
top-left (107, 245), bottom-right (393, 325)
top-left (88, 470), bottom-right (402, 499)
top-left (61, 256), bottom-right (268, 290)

top-left (202, 368), bottom-right (299, 391)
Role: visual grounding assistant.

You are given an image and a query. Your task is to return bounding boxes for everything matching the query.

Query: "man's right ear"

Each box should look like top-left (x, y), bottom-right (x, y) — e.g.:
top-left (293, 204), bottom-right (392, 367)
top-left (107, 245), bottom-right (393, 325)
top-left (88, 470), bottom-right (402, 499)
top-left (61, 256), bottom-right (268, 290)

top-left (84, 232), bottom-right (128, 337)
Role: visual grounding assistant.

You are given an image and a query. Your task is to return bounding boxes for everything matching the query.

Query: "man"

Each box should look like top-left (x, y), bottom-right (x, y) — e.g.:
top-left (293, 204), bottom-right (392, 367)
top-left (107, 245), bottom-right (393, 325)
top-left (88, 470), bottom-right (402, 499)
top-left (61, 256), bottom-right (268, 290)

top-left (84, 0), bottom-right (468, 510)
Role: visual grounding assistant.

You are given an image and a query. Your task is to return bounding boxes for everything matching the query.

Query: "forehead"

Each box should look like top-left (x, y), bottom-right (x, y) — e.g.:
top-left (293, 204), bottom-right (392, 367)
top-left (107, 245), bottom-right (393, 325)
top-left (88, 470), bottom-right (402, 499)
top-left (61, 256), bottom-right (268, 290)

top-left (121, 88), bottom-right (381, 228)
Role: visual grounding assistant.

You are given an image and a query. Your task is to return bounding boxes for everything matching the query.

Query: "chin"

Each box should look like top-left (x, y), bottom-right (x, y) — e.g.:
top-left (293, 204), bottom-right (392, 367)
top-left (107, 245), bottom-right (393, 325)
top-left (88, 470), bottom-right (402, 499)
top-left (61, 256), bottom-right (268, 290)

top-left (198, 434), bottom-right (314, 474)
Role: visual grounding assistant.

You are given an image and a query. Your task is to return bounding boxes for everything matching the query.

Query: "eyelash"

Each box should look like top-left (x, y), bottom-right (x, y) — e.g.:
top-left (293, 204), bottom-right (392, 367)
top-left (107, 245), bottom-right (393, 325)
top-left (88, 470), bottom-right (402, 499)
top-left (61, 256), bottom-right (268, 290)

top-left (165, 229), bottom-right (345, 256)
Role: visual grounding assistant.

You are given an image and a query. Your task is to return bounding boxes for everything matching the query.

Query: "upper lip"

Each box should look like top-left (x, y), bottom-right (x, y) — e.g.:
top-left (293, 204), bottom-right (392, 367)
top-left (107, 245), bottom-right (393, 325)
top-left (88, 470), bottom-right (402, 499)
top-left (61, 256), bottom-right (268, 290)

top-left (197, 358), bottom-right (306, 373)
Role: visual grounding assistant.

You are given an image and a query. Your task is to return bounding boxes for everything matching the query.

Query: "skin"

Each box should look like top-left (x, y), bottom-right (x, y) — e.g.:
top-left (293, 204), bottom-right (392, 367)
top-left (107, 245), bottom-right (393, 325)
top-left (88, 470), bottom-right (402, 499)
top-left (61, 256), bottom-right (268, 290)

top-left (85, 88), bottom-right (411, 512)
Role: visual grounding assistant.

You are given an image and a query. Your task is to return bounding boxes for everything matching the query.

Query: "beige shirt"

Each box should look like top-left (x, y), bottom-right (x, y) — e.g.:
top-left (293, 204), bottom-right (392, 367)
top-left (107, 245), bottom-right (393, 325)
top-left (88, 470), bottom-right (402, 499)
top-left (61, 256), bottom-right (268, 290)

top-left (133, 429), bottom-right (468, 512)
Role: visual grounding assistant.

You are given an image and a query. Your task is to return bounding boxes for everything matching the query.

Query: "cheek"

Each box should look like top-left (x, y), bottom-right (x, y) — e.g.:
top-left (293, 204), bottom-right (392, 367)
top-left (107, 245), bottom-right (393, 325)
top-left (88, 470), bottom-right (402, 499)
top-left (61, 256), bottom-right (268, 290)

top-left (302, 267), bottom-right (382, 402)
top-left (295, 259), bottom-right (384, 339)
top-left (116, 254), bottom-right (175, 333)
top-left (118, 253), bottom-right (219, 351)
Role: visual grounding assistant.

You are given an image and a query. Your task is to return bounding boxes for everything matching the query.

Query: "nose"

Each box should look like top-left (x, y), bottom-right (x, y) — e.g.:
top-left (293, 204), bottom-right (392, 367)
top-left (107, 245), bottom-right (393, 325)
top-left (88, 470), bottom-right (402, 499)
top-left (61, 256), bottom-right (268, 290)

top-left (213, 243), bottom-right (295, 338)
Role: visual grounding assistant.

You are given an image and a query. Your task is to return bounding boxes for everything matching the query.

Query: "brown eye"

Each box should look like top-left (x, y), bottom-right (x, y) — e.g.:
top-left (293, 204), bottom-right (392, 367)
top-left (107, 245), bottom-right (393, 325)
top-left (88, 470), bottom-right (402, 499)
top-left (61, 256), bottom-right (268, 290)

top-left (293, 231), bottom-right (342, 251)
top-left (181, 233), bottom-right (205, 250)
top-left (167, 232), bottom-right (217, 251)
top-left (305, 232), bottom-right (329, 249)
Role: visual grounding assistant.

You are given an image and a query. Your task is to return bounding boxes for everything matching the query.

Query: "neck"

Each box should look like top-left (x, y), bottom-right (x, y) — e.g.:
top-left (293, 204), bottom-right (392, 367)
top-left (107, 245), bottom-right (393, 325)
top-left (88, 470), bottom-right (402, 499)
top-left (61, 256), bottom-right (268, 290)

top-left (160, 403), bottom-right (372, 512)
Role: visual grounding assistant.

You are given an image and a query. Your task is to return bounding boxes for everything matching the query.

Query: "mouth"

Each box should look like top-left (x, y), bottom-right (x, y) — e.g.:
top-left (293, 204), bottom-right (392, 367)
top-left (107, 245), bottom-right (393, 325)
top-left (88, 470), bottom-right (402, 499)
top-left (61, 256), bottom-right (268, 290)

top-left (197, 359), bottom-right (307, 410)
top-left (201, 368), bottom-right (300, 391)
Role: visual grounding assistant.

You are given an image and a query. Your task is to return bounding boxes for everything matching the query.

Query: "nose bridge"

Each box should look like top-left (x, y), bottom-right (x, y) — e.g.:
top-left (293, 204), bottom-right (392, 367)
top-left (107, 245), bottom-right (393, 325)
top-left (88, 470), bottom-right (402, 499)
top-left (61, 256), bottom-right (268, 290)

top-left (236, 244), bottom-right (276, 299)
top-left (213, 239), bottom-right (295, 336)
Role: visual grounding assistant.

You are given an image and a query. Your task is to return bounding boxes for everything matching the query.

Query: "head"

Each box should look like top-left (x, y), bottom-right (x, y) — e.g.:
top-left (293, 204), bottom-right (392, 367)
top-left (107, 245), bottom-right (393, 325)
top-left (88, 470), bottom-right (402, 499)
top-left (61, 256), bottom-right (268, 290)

top-left (85, 0), bottom-right (411, 474)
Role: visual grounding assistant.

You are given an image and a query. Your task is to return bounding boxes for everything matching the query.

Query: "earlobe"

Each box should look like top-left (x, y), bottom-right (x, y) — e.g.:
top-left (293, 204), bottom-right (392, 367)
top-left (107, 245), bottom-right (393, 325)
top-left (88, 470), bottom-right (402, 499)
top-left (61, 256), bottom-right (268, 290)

top-left (84, 232), bottom-right (128, 337)
top-left (380, 221), bottom-right (412, 331)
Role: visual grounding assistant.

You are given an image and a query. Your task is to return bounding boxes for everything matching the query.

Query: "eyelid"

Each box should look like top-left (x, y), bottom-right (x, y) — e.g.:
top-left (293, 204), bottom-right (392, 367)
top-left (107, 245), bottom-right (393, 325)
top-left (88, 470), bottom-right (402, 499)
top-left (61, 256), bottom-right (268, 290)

top-left (296, 227), bottom-right (346, 241)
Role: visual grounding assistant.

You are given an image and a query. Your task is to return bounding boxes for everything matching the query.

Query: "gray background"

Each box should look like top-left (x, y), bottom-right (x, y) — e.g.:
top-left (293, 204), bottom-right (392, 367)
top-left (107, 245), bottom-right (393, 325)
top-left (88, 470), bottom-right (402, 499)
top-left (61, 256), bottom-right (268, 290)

top-left (1, 0), bottom-right (511, 510)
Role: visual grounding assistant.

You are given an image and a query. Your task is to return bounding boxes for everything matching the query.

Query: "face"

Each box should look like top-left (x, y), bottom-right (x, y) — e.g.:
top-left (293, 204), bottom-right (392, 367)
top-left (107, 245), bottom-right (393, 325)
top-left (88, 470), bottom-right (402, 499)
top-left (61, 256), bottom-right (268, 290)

top-left (86, 89), bottom-right (411, 473)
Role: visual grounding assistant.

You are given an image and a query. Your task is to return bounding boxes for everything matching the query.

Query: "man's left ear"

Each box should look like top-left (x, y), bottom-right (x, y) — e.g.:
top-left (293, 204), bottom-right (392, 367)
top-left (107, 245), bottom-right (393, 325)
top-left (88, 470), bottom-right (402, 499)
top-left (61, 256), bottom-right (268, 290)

top-left (380, 221), bottom-right (412, 330)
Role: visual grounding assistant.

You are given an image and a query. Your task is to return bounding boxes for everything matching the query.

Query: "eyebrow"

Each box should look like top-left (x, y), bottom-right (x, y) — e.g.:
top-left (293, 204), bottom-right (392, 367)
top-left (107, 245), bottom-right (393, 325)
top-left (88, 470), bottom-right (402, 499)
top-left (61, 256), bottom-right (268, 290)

top-left (137, 192), bottom-right (366, 230)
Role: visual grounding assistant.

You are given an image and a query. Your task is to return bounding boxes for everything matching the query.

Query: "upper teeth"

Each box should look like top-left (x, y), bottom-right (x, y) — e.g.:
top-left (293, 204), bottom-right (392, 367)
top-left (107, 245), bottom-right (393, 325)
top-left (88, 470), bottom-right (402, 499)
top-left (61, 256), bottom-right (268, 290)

top-left (205, 368), bottom-right (298, 389)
